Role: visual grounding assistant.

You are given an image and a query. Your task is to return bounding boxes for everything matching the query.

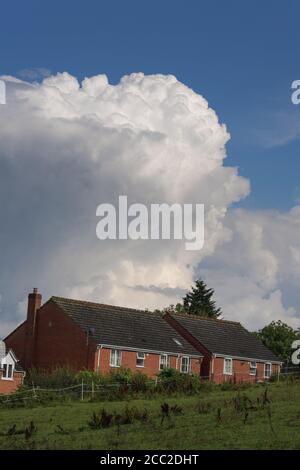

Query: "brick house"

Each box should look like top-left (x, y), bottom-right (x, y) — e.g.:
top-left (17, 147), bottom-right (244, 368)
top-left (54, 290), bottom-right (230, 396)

top-left (4, 289), bottom-right (202, 377)
top-left (0, 341), bottom-right (25, 394)
top-left (164, 313), bottom-right (281, 383)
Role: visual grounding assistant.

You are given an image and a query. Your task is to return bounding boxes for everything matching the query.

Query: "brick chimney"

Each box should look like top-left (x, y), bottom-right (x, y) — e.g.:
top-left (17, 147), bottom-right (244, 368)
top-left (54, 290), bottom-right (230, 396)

top-left (24, 288), bottom-right (42, 368)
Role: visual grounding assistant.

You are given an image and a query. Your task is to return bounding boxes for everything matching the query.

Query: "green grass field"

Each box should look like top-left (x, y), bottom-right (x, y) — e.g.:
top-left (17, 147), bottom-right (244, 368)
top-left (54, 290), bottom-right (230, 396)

top-left (0, 381), bottom-right (300, 450)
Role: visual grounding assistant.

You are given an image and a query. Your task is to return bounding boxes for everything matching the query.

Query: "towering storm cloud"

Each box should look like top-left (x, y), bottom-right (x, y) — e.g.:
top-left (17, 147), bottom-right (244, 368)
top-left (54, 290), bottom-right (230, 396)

top-left (0, 72), bottom-right (298, 335)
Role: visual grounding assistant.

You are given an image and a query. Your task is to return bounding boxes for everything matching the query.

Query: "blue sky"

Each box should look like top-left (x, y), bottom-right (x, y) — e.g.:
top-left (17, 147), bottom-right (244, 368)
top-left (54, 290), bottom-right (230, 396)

top-left (1, 0), bottom-right (299, 211)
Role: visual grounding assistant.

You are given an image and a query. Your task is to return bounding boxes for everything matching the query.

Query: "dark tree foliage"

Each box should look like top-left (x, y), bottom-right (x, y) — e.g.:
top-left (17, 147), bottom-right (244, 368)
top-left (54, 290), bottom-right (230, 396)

top-left (254, 320), bottom-right (300, 363)
top-left (155, 279), bottom-right (222, 318)
top-left (181, 279), bottom-right (222, 318)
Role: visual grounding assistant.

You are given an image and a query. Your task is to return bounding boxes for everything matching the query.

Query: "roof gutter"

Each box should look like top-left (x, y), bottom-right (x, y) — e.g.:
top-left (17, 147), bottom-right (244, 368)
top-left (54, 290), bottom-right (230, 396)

top-left (96, 343), bottom-right (202, 358)
top-left (214, 352), bottom-right (282, 364)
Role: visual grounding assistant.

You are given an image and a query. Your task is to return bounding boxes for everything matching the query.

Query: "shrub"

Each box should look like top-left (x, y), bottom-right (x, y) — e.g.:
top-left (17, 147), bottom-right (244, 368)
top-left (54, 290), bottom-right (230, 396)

top-left (25, 367), bottom-right (78, 389)
top-left (23, 366), bottom-right (206, 400)
top-left (109, 367), bottom-right (133, 384)
top-left (157, 368), bottom-right (203, 394)
top-left (219, 380), bottom-right (235, 391)
top-left (198, 380), bottom-right (215, 393)
top-left (160, 402), bottom-right (184, 424)
top-left (88, 409), bottom-right (114, 429)
top-left (88, 405), bottom-right (151, 430)
top-left (130, 371), bottom-right (150, 393)
top-left (75, 370), bottom-right (107, 387)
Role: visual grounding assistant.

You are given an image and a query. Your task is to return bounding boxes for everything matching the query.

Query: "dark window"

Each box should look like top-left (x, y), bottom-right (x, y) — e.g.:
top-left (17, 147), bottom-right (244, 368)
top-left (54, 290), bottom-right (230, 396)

top-left (2, 363), bottom-right (13, 379)
top-left (136, 352), bottom-right (145, 367)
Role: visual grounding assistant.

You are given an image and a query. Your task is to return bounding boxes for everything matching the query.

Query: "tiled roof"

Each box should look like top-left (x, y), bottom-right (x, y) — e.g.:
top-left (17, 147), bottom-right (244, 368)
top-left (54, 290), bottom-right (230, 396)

top-left (169, 313), bottom-right (281, 362)
top-left (51, 297), bottom-right (202, 357)
top-left (14, 362), bottom-right (25, 373)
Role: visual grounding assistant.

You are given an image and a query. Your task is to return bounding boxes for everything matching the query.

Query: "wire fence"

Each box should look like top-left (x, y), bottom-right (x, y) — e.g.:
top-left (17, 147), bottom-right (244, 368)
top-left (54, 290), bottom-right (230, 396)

top-left (1, 368), bottom-right (300, 405)
top-left (0, 380), bottom-right (158, 404)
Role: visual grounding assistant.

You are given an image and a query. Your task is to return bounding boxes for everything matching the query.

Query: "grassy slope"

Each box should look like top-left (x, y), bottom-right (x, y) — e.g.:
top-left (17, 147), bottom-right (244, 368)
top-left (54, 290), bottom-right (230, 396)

top-left (0, 381), bottom-right (300, 450)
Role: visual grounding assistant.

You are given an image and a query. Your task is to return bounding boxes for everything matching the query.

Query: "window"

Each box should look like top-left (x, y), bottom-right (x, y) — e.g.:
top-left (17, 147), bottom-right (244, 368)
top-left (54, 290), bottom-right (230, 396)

top-left (2, 363), bottom-right (13, 380)
top-left (159, 354), bottom-right (170, 370)
top-left (264, 363), bottom-right (272, 378)
top-left (249, 361), bottom-right (257, 376)
top-left (136, 352), bottom-right (145, 368)
top-left (181, 356), bottom-right (190, 374)
top-left (110, 349), bottom-right (122, 367)
top-left (224, 357), bottom-right (233, 375)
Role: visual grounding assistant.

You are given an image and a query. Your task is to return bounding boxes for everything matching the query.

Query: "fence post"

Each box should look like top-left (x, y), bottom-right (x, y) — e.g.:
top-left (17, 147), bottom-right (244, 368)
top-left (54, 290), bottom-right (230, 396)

top-left (91, 380), bottom-right (94, 398)
top-left (81, 379), bottom-right (84, 401)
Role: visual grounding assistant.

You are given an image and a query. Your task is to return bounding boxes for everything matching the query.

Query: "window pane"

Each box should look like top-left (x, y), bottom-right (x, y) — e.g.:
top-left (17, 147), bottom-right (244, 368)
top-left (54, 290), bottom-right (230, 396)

top-left (3, 364), bottom-right (7, 378)
top-left (224, 358), bottom-right (232, 374)
top-left (160, 355), bottom-right (168, 370)
top-left (136, 352), bottom-right (145, 367)
top-left (110, 350), bottom-right (115, 365)
top-left (265, 363), bottom-right (272, 377)
top-left (110, 349), bottom-right (121, 367)
top-left (8, 364), bottom-right (13, 378)
top-left (181, 357), bottom-right (190, 373)
top-left (116, 350), bottom-right (121, 367)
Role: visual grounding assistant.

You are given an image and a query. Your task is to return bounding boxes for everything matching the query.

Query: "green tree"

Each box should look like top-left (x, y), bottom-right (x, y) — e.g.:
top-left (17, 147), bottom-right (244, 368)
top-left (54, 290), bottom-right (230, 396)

top-left (182, 279), bottom-right (222, 318)
top-left (254, 320), bottom-right (300, 363)
top-left (153, 303), bottom-right (184, 316)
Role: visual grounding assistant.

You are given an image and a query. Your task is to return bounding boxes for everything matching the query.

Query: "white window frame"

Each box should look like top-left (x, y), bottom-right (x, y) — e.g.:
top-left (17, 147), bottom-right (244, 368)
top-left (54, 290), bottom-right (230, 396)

top-left (136, 352), bottom-right (145, 368)
top-left (159, 354), bottom-right (170, 371)
top-left (264, 362), bottom-right (272, 378)
top-left (249, 361), bottom-right (257, 376)
top-left (181, 356), bottom-right (190, 374)
top-left (223, 357), bottom-right (233, 375)
top-left (2, 363), bottom-right (13, 381)
top-left (109, 349), bottom-right (122, 368)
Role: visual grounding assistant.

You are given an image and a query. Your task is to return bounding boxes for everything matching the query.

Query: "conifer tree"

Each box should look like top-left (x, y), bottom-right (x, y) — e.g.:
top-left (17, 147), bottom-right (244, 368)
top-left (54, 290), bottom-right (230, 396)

top-left (182, 279), bottom-right (221, 318)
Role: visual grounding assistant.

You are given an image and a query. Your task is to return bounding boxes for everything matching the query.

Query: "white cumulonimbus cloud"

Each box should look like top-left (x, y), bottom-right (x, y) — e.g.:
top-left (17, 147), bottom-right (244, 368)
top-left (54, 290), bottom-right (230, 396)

top-left (0, 71), bottom-right (298, 336)
top-left (200, 207), bottom-right (300, 329)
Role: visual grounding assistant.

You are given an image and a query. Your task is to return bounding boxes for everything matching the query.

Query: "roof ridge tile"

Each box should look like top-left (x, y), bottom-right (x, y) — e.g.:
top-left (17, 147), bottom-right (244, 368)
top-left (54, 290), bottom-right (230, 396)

top-left (169, 311), bottom-right (242, 325)
top-left (51, 296), bottom-right (154, 315)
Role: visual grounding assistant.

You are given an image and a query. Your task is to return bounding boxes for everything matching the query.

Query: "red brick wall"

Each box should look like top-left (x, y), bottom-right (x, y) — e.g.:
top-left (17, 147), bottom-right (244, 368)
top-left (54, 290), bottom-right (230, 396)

top-left (0, 371), bottom-right (24, 395)
top-left (190, 358), bottom-right (201, 374)
top-left (5, 302), bottom-right (97, 371)
top-left (212, 357), bottom-right (280, 384)
top-left (97, 348), bottom-right (201, 377)
top-left (32, 301), bottom-right (97, 370)
top-left (5, 322), bottom-right (27, 365)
